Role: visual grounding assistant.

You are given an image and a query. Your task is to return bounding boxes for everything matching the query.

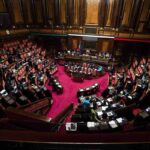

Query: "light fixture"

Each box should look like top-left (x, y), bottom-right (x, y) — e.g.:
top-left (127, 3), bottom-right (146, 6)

top-left (68, 34), bottom-right (114, 39)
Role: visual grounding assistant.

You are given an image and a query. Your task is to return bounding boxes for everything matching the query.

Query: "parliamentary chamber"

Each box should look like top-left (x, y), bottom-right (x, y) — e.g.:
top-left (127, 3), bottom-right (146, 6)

top-left (0, 0), bottom-right (150, 149)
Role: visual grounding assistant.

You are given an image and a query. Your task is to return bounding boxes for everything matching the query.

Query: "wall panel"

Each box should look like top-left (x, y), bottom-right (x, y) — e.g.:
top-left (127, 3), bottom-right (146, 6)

top-left (85, 0), bottom-right (99, 25)
top-left (0, 0), bottom-right (150, 35)
top-left (115, 0), bottom-right (124, 29)
top-left (45, 0), bottom-right (55, 27)
top-left (67, 0), bottom-right (80, 26)
top-left (11, 0), bottom-right (23, 24)
top-left (140, 0), bottom-right (150, 22)
top-left (121, 0), bottom-right (134, 27)
top-left (68, 37), bottom-right (80, 49)
top-left (61, 38), bottom-right (67, 49)
top-left (72, 38), bottom-right (79, 49)
top-left (59, 0), bottom-right (67, 24)
top-left (21, 0), bottom-right (33, 24)
top-left (111, 0), bottom-right (120, 28)
top-left (74, 0), bottom-right (80, 25)
top-left (105, 0), bottom-right (115, 27)
top-left (129, 0), bottom-right (142, 29)
top-left (98, 39), bottom-right (113, 52)
top-left (0, 0), bottom-right (6, 12)
top-left (137, 0), bottom-right (150, 32)
top-left (79, 0), bottom-right (86, 26)
top-left (46, 0), bottom-right (55, 25)
top-left (98, 0), bottom-right (106, 27)
top-left (67, 0), bottom-right (73, 25)
top-left (54, 0), bottom-right (60, 25)
top-left (34, 0), bottom-right (43, 24)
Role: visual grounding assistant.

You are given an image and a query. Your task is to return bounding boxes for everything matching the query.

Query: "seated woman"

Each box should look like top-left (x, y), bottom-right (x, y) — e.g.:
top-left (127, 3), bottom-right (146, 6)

top-left (81, 99), bottom-right (91, 109)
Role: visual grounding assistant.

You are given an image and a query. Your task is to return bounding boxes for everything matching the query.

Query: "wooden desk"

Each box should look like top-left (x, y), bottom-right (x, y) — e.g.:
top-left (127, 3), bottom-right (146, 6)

top-left (56, 55), bottom-right (118, 66)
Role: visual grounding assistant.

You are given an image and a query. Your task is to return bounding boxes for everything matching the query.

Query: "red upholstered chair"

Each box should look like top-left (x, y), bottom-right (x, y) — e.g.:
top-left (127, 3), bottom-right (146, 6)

top-left (132, 108), bottom-right (142, 117)
top-left (26, 47), bottom-right (30, 51)
top-left (82, 63), bottom-right (86, 68)
top-left (86, 68), bottom-right (92, 79)
top-left (84, 67), bottom-right (88, 74)
top-left (86, 63), bottom-right (90, 68)
top-left (111, 73), bottom-right (118, 86)
top-left (130, 68), bottom-right (135, 81)
top-left (92, 69), bottom-right (97, 77)
top-left (5, 61), bottom-right (9, 66)
top-left (9, 47), bottom-right (13, 52)
top-left (81, 67), bottom-right (84, 72)
top-left (137, 66), bottom-right (143, 75)
top-left (23, 53), bottom-right (27, 58)
top-left (32, 45), bottom-right (35, 49)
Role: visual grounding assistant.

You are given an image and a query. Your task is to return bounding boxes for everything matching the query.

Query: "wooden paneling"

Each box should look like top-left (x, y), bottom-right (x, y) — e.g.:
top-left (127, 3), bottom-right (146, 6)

top-left (0, 0), bottom-right (6, 12)
top-left (98, 0), bottom-right (106, 27)
top-left (74, 0), bottom-right (80, 25)
top-left (21, 0), bottom-right (33, 24)
top-left (54, 0), bottom-right (60, 25)
top-left (67, 0), bottom-right (80, 26)
top-left (105, 0), bottom-right (115, 27)
top-left (46, 0), bottom-right (54, 21)
top-left (1, 0), bottom-right (150, 36)
top-left (79, 0), bottom-right (86, 26)
top-left (67, 0), bottom-right (73, 25)
top-left (115, 0), bottom-right (124, 28)
top-left (34, 0), bottom-right (43, 24)
top-left (85, 0), bottom-right (99, 25)
top-left (110, 0), bottom-right (120, 28)
top-left (98, 39), bottom-right (113, 52)
top-left (104, 0), bottom-right (120, 28)
top-left (137, 0), bottom-right (150, 32)
top-left (11, 0), bottom-right (23, 24)
top-left (139, 0), bottom-right (150, 22)
top-left (129, 0), bottom-right (142, 29)
top-left (68, 37), bottom-right (81, 49)
top-left (72, 38), bottom-right (78, 49)
top-left (61, 38), bottom-right (67, 49)
top-left (59, 0), bottom-right (67, 24)
top-left (121, 0), bottom-right (134, 27)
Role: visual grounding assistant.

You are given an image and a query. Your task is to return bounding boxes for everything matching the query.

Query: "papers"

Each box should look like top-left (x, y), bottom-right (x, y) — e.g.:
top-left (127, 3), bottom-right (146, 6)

top-left (107, 98), bottom-right (113, 102)
top-left (96, 101), bottom-right (101, 106)
top-left (66, 122), bottom-right (77, 131)
top-left (107, 111), bottom-right (114, 117)
top-left (102, 106), bottom-right (108, 111)
top-left (108, 120), bottom-right (118, 129)
top-left (0, 89), bottom-right (8, 96)
top-left (87, 122), bottom-right (95, 128)
top-left (116, 118), bottom-right (123, 124)
top-left (97, 111), bottom-right (103, 117)
top-left (146, 107), bottom-right (150, 113)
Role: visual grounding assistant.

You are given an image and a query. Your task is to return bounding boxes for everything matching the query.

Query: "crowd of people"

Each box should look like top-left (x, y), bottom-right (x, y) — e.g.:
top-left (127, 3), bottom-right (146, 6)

top-left (1, 38), bottom-right (150, 133)
top-left (64, 61), bottom-right (105, 81)
top-left (66, 57), bottom-right (150, 132)
top-left (0, 39), bottom-right (55, 109)
top-left (56, 49), bottom-right (114, 66)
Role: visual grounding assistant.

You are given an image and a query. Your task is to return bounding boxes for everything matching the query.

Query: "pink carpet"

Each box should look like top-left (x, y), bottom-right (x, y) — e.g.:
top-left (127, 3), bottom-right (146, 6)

top-left (46, 65), bottom-right (109, 119)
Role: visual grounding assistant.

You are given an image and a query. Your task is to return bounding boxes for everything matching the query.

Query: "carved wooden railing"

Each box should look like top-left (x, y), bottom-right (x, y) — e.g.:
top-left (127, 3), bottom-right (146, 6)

top-left (2, 103), bottom-right (73, 132)
top-left (21, 97), bottom-right (52, 115)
